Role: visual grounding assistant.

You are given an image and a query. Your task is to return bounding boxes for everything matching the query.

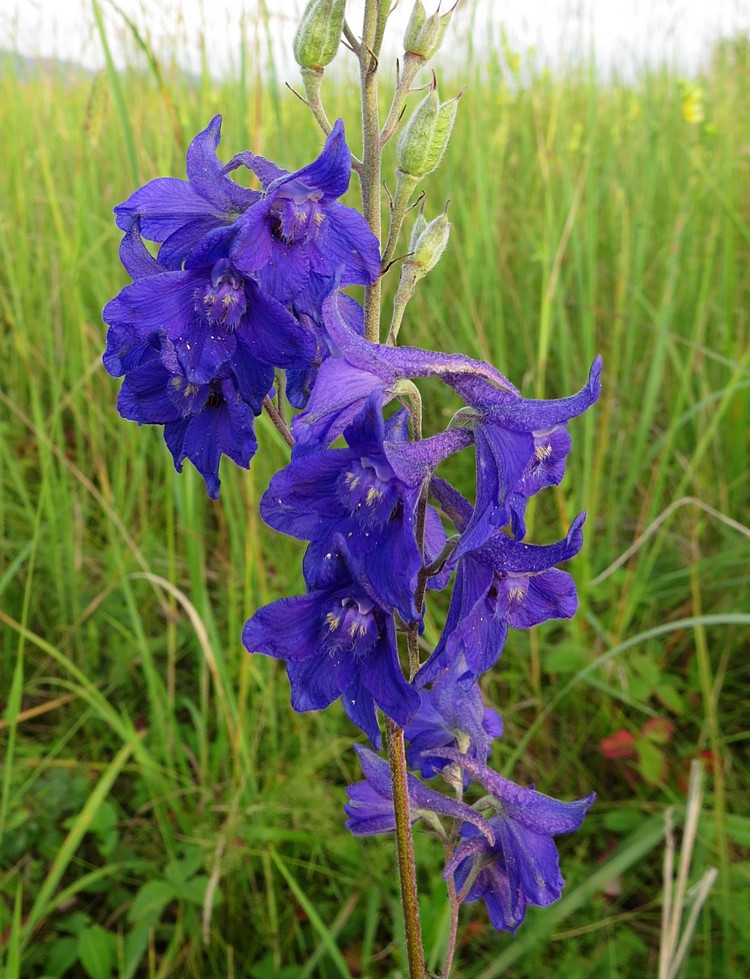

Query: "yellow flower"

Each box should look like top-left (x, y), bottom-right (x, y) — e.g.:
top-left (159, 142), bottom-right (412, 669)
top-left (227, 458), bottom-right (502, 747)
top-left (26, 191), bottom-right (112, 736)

top-left (682, 86), bottom-right (705, 125)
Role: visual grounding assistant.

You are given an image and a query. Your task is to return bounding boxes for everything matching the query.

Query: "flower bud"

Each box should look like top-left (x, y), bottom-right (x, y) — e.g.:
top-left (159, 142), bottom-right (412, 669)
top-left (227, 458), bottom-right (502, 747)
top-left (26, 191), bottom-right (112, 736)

top-left (408, 210), bottom-right (429, 253)
top-left (409, 204), bottom-right (451, 274)
top-left (396, 76), bottom-right (462, 179)
top-left (404, 1), bottom-right (454, 61)
top-left (389, 203), bottom-right (452, 340)
top-left (293, 0), bottom-right (347, 70)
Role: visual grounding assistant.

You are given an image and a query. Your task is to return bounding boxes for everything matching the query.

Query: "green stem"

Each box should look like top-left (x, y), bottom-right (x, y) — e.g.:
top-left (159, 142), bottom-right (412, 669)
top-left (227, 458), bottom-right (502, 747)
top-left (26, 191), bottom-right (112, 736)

top-left (360, 0), bottom-right (383, 341)
top-left (386, 720), bottom-right (426, 979)
top-left (300, 67), bottom-right (333, 135)
top-left (343, 20), bottom-right (361, 53)
top-left (441, 868), bottom-right (461, 978)
top-left (358, 9), bottom-right (424, 975)
top-left (440, 776), bottom-right (467, 978)
top-left (382, 170), bottom-right (420, 271)
top-left (387, 267), bottom-right (417, 345)
top-left (381, 52), bottom-right (424, 147)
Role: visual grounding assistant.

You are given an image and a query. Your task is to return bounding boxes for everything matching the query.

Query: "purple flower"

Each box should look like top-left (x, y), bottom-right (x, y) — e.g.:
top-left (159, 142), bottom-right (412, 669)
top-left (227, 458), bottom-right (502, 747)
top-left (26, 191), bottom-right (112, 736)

top-left (261, 392), bottom-right (466, 620)
top-left (101, 227), bottom-right (265, 498)
top-left (404, 658), bottom-right (502, 781)
top-left (285, 272), bottom-right (366, 410)
top-left (114, 116), bottom-right (260, 269)
top-left (450, 359), bottom-right (602, 555)
top-left (504, 426), bottom-right (573, 538)
top-left (117, 340), bottom-right (259, 499)
top-left (242, 541), bottom-right (421, 747)
top-left (230, 119), bottom-right (381, 303)
top-left (440, 750), bottom-right (595, 934)
top-left (417, 483), bottom-right (586, 685)
top-left (345, 745), bottom-right (495, 842)
top-left (103, 245), bottom-right (315, 391)
top-left (291, 282), bottom-right (517, 456)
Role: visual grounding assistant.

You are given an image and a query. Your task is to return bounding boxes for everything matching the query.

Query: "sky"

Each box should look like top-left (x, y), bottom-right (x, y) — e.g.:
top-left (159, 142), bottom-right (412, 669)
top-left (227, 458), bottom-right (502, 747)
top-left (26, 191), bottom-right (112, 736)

top-left (3, 0), bottom-right (750, 78)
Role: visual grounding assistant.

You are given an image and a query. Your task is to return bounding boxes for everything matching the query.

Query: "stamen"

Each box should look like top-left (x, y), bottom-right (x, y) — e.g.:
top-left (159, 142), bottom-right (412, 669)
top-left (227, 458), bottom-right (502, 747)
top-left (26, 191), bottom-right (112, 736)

top-left (535, 442), bottom-right (553, 461)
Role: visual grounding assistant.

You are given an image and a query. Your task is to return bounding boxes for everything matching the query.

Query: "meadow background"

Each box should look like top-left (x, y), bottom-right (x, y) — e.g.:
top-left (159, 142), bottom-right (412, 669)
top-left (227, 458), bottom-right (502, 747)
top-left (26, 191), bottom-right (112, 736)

top-left (1, 1), bottom-right (750, 976)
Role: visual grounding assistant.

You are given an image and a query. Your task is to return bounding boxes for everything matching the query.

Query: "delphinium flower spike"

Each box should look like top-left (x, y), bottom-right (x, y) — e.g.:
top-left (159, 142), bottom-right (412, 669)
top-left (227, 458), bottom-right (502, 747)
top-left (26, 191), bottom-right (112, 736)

top-left (103, 5), bottom-right (602, 972)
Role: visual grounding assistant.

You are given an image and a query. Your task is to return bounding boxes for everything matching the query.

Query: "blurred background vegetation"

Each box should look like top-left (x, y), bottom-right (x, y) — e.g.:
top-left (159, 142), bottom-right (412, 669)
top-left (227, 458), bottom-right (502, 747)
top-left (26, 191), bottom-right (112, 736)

top-left (1, 1), bottom-right (749, 976)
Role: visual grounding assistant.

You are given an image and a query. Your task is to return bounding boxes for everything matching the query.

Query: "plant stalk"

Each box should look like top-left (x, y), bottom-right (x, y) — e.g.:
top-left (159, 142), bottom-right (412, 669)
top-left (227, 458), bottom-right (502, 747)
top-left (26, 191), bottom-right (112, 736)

top-left (263, 396), bottom-right (294, 448)
top-left (441, 870), bottom-right (461, 978)
top-left (386, 719), bottom-right (426, 979)
top-left (360, 0), bottom-right (383, 341)
top-left (359, 8), bottom-right (424, 975)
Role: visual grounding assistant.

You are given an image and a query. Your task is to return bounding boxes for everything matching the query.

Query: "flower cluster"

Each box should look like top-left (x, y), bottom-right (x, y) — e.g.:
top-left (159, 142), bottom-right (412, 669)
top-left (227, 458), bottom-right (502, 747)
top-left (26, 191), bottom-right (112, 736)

top-left (104, 113), bottom-right (600, 941)
top-left (103, 117), bottom-right (379, 497)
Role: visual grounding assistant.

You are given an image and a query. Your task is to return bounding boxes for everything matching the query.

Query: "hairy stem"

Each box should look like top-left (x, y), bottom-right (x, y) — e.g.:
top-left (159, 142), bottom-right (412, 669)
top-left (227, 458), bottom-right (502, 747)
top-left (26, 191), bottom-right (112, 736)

top-left (263, 396), bottom-right (294, 448)
top-left (359, 8), bottom-right (425, 976)
top-left (386, 720), bottom-right (426, 979)
top-left (381, 52), bottom-right (424, 147)
top-left (381, 171), bottom-right (419, 272)
top-left (343, 19), bottom-right (361, 54)
top-left (301, 68), bottom-right (334, 135)
top-left (360, 0), bottom-right (383, 341)
top-left (441, 869), bottom-right (461, 978)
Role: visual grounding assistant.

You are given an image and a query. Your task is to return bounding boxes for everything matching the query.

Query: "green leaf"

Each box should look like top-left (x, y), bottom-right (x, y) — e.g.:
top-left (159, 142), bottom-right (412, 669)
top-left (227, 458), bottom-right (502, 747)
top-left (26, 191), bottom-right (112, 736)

top-left (122, 924), bottom-right (151, 979)
top-left (543, 644), bottom-right (589, 674)
top-left (57, 911), bottom-right (91, 936)
top-left (127, 880), bottom-right (176, 925)
top-left (88, 800), bottom-right (118, 837)
top-left (654, 681), bottom-right (686, 714)
top-left (602, 808), bottom-right (647, 834)
top-left (164, 850), bottom-right (204, 888)
top-left (45, 937), bottom-right (79, 977)
top-left (636, 739), bottom-right (665, 786)
top-left (181, 875), bottom-right (221, 906)
top-left (250, 955), bottom-right (304, 979)
top-left (704, 814), bottom-right (750, 848)
top-left (77, 925), bottom-right (116, 979)
top-left (633, 653), bottom-right (661, 689)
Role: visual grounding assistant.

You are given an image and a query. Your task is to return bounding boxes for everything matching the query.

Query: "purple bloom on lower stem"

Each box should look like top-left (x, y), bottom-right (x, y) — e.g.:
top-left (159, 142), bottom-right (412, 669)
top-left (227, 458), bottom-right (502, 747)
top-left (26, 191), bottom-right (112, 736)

top-left (439, 750), bottom-right (595, 934)
top-left (261, 391), bottom-right (466, 620)
top-left (345, 745), bottom-right (495, 843)
top-left (404, 658), bottom-right (502, 782)
top-left (417, 501), bottom-right (586, 686)
top-left (116, 341), bottom-right (260, 499)
top-left (242, 541), bottom-right (420, 748)
top-left (450, 359), bottom-right (602, 555)
top-left (114, 116), bottom-right (261, 269)
top-left (504, 425), bottom-right (573, 539)
top-left (230, 119), bottom-right (381, 304)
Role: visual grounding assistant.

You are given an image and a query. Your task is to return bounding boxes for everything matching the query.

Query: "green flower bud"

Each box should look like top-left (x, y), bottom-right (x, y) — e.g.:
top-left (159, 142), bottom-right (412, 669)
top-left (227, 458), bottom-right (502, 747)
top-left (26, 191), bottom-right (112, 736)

top-left (293, 0), bottom-right (347, 70)
top-left (390, 203), bottom-right (451, 340)
top-left (396, 76), bottom-right (462, 179)
top-left (408, 210), bottom-right (429, 254)
top-left (404, 1), bottom-right (454, 61)
top-left (409, 204), bottom-right (451, 274)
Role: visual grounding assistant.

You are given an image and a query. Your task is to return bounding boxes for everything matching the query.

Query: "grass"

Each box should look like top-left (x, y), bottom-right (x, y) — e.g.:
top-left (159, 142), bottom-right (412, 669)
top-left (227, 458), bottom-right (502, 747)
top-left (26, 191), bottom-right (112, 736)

top-left (1, 7), bottom-right (749, 978)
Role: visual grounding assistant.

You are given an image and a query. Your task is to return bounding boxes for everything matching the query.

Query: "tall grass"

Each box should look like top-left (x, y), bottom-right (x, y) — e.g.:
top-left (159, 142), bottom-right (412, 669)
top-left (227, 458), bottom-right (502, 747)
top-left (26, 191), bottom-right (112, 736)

top-left (1, 11), bottom-right (749, 978)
